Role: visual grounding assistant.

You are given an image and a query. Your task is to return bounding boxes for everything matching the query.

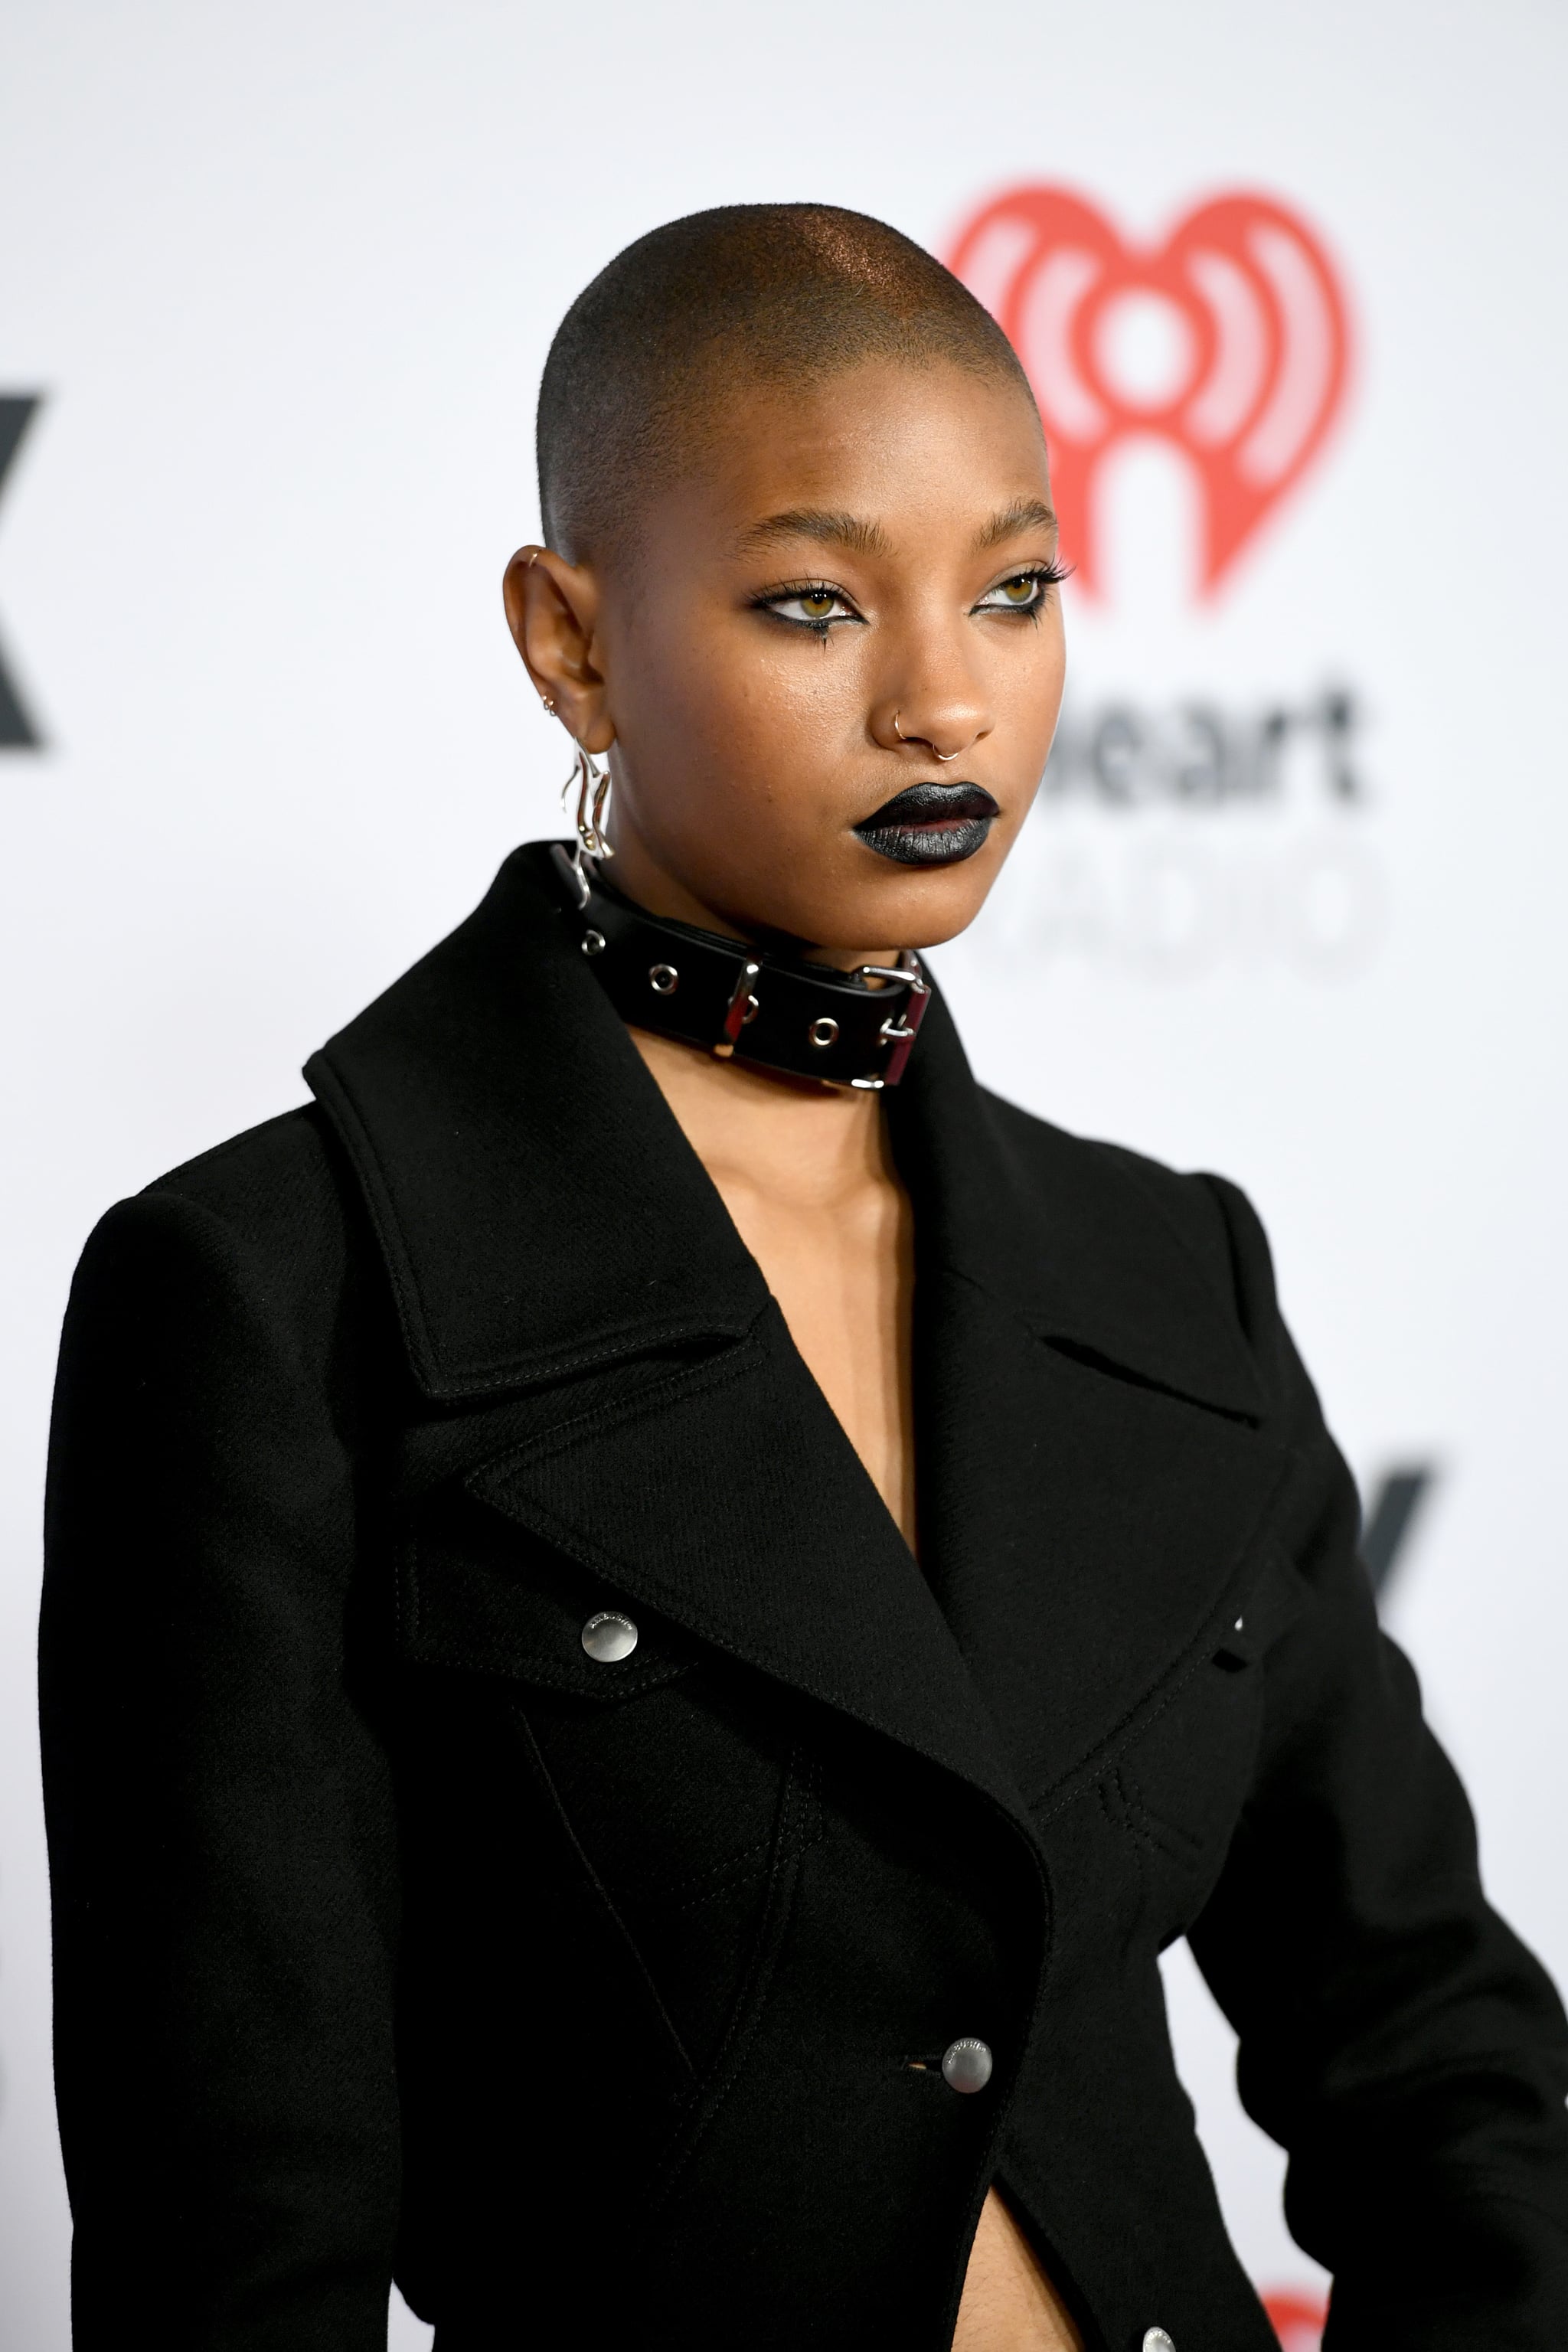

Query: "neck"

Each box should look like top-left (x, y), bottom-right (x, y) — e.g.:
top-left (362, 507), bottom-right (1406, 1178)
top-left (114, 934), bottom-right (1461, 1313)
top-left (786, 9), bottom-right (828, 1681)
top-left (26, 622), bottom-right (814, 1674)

top-left (627, 1022), bottom-right (892, 1209)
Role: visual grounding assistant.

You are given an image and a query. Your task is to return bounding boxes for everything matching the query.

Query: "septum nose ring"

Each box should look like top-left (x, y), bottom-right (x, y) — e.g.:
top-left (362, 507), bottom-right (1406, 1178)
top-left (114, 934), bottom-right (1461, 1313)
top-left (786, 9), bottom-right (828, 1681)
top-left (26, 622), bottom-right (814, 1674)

top-left (893, 711), bottom-right (960, 764)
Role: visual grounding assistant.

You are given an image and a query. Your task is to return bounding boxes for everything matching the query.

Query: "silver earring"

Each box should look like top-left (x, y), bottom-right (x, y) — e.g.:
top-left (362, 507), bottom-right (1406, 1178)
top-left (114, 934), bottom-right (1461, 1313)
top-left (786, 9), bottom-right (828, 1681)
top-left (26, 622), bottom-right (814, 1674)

top-left (563, 741), bottom-right (614, 864)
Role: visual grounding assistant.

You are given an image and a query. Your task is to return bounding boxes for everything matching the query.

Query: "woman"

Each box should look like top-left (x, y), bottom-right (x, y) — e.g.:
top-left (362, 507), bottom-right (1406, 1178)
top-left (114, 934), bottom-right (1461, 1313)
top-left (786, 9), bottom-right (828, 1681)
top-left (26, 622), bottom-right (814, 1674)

top-left (42, 205), bottom-right (1568, 2351)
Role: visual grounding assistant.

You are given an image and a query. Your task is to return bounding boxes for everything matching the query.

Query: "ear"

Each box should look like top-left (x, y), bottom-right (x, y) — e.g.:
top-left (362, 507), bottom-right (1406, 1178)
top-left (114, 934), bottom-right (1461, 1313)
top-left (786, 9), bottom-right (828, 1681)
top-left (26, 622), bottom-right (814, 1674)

top-left (501, 547), bottom-right (616, 755)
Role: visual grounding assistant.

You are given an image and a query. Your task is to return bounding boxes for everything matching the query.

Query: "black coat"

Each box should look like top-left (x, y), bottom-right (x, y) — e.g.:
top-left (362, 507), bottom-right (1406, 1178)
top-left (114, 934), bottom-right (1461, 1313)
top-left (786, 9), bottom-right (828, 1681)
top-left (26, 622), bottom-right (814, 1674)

top-left (41, 842), bottom-right (1568, 2352)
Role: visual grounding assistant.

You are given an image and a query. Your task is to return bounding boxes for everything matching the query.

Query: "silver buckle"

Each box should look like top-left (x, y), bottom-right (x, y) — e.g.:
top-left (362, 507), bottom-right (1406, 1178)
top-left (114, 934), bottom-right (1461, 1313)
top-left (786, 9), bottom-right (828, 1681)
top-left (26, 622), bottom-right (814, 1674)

top-left (851, 955), bottom-right (930, 1085)
top-left (713, 960), bottom-right (762, 1059)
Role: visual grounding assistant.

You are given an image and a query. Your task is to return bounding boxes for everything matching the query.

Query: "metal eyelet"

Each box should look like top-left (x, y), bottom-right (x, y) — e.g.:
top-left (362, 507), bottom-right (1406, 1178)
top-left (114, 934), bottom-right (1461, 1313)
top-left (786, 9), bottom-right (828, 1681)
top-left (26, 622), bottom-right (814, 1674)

top-left (580, 929), bottom-right (606, 957)
top-left (649, 964), bottom-right (678, 995)
top-left (808, 1017), bottom-right (839, 1049)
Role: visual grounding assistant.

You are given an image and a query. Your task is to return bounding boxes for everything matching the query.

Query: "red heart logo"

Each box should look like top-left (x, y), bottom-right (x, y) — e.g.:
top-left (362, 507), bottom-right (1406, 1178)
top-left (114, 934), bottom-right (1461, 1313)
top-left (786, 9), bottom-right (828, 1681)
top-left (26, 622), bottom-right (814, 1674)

top-left (946, 187), bottom-right (1353, 599)
top-left (1260, 2288), bottom-right (1328, 2349)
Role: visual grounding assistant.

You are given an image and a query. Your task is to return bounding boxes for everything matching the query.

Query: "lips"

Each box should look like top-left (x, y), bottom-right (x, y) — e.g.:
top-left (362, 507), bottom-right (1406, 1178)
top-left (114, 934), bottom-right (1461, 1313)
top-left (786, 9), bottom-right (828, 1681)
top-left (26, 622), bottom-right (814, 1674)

top-left (853, 782), bottom-right (1000, 867)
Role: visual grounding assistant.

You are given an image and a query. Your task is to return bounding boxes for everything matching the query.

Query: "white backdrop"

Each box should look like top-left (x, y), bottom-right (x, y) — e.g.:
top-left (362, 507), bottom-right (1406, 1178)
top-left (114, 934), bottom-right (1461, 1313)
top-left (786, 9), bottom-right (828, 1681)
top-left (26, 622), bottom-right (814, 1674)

top-left (3, 5), bottom-right (1566, 2345)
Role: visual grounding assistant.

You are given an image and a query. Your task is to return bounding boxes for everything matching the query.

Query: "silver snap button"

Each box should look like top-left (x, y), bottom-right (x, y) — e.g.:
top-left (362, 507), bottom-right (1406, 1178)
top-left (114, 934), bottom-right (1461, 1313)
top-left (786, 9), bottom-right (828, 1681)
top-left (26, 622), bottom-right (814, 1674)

top-left (648, 963), bottom-right (678, 995)
top-left (940, 2037), bottom-right (993, 2094)
top-left (580, 929), bottom-right (606, 957)
top-left (581, 1610), bottom-right (639, 1664)
top-left (1143, 2330), bottom-right (1176, 2352)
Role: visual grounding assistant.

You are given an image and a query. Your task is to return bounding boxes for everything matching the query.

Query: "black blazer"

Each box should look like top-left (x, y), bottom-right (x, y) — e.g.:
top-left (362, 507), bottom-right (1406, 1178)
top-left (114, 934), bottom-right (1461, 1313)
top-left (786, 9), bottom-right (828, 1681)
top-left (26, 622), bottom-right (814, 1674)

top-left (41, 842), bottom-right (1568, 2351)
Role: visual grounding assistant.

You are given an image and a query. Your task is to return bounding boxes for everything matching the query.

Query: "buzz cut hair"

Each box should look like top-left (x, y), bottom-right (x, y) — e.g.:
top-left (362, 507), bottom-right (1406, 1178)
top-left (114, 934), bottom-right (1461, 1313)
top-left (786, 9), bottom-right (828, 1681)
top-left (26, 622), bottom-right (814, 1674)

top-left (536, 202), bottom-right (1034, 564)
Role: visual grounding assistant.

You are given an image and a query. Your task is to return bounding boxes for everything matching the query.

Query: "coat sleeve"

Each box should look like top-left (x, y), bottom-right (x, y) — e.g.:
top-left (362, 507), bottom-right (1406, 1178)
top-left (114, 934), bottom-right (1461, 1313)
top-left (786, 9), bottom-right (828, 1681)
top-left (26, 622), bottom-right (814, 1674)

top-left (1187, 1174), bottom-right (1568, 2348)
top-left (40, 1181), bottom-right (402, 2350)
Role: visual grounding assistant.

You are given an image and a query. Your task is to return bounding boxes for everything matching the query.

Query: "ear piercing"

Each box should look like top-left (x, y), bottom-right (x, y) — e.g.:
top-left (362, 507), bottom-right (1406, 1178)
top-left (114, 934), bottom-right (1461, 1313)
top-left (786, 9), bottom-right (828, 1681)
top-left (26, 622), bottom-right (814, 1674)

top-left (893, 711), bottom-right (960, 763)
top-left (521, 555), bottom-right (558, 715)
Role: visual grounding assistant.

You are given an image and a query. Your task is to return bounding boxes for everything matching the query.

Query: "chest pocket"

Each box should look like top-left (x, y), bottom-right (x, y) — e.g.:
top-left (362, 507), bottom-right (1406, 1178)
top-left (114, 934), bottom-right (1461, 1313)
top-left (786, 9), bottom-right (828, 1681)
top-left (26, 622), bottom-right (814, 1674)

top-left (1106, 1541), bottom-right (1312, 1942)
top-left (397, 1493), bottom-right (818, 2079)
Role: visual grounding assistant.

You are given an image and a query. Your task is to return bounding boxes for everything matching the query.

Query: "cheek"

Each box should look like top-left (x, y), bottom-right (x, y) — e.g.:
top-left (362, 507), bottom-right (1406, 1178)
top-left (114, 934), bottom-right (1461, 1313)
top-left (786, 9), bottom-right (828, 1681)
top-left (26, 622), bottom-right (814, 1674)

top-left (704, 627), bottom-right (856, 750)
top-left (619, 616), bottom-right (857, 818)
top-left (995, 614), bottom-right (1067, 740)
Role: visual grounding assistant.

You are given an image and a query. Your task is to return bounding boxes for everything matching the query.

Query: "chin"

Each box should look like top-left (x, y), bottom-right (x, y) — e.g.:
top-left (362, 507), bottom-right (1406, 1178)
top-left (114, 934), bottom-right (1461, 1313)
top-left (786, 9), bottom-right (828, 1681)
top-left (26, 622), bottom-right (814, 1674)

top-left (782, 855), bottom-right (1002, 957)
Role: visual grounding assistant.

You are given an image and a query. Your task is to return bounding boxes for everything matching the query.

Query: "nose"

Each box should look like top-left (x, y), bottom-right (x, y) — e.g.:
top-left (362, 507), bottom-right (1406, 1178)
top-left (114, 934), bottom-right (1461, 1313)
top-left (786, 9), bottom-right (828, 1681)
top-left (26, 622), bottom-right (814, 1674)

top-left (872, 649), bottom-right (992, 767)
top-left (893, 711), bottom-right (963, 762)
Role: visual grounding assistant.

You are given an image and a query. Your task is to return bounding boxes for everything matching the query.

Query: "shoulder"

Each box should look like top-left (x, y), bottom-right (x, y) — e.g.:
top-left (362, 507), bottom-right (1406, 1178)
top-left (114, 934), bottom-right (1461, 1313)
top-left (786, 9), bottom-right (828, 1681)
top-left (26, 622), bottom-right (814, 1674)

top-left (976, 1083), bottom-right (1269, 1305)
top-left (968, 1083), bottom-right (1291, 1415)
top-left (142, 1102), bottom-right (345, 1240)
top-left (67, 1105), bottom-right (368, 1374)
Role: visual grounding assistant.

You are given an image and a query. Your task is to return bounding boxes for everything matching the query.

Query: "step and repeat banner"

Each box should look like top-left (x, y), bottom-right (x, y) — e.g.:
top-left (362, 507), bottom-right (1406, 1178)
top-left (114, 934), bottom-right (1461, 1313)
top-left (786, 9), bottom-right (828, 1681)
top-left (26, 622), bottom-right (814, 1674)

top-left (2, 5), bottom-right (1564, 2345)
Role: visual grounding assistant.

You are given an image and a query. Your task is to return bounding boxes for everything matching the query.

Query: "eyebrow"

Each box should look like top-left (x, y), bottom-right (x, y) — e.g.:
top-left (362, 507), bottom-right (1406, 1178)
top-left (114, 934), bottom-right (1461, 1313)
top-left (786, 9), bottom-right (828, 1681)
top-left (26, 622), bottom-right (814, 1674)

top-left (737, 498), bottom-right (1058, 562)
top-left (737, 508), bottom-right (893, 558)
top-left (972, 497), bottom-right (1058, 553)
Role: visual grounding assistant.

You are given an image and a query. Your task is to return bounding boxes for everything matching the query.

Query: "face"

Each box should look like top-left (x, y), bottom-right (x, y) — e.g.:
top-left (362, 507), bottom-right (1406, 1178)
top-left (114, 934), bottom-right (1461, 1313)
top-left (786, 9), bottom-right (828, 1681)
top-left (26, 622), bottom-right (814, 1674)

top-left (505, 358), bottom-right (1065, 962)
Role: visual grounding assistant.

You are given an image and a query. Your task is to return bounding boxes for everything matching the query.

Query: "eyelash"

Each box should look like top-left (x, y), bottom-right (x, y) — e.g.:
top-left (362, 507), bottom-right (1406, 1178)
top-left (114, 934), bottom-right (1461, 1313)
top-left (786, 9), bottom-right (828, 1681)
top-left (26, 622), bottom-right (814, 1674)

top-left (973, 560), bottom-right (1070, 621)
top-left (753, 561), bottom-right (1070, 638)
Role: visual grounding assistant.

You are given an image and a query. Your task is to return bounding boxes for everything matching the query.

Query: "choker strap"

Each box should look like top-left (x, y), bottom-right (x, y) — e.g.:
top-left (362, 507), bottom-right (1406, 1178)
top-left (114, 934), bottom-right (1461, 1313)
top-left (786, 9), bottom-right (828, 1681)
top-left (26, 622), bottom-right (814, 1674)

top-left (551, 842), bottom-right (930, 1091)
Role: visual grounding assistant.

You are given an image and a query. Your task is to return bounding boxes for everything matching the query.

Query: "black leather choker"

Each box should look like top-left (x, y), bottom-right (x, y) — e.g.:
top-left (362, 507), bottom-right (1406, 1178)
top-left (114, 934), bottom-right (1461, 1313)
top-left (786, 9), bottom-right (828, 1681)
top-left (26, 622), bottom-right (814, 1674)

top-left (550, 842), bottom-right (931, 1091)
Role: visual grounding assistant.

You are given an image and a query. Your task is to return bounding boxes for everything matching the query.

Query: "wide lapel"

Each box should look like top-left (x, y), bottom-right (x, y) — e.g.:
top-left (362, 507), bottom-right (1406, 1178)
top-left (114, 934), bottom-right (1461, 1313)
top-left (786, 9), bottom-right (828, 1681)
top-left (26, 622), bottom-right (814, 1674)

top-left (305, 848), bottom-right (767, 1398)
top-left (307, 844), bottom-right (1032, 1837)
top-left (464, 1301), bottom-right (1031, 1831)
top-left (888, 1001), bottom-right (1292, 1811)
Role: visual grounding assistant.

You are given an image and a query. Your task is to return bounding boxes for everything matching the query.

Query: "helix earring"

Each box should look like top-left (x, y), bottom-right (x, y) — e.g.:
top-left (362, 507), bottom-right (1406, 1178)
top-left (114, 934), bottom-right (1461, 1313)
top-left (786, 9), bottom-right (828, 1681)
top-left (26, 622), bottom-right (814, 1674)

top-left (563, 740), bottom-right (614, 864)
top-left (893, 711), bottom-right (961, 764)
top-left (523, 555), bottom-right (560, 717)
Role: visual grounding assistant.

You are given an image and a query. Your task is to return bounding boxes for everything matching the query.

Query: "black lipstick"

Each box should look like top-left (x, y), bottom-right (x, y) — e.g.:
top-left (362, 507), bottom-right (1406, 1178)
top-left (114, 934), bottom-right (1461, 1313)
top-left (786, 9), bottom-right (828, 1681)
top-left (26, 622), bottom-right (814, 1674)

top-left (853, 781), bottom-right (1000, 867)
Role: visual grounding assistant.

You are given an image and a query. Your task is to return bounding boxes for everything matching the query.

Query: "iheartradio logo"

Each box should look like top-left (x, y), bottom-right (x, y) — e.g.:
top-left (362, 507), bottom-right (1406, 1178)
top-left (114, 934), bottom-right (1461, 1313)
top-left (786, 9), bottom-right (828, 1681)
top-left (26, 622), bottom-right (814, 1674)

top-left (946, 188), bottom-right (1352, 599)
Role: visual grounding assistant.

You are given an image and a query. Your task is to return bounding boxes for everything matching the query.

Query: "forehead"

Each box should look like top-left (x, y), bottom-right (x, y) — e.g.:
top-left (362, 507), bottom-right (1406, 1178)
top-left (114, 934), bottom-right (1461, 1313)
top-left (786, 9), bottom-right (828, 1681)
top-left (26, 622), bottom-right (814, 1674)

top-left (674, 358), bottom-right (1051, 544)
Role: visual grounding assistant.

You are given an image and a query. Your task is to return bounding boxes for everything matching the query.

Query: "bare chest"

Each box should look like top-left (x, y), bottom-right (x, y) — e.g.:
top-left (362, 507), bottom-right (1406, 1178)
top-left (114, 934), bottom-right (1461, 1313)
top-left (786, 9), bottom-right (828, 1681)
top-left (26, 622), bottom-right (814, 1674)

top-left (704, 1166), bottom-right (917, 1553)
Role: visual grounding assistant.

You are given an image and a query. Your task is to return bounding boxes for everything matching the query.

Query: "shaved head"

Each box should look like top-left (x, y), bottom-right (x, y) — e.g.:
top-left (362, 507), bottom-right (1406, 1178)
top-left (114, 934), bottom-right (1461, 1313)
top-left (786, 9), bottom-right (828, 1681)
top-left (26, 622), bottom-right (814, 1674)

top-left (536, 202), bottom-right (1034, 563)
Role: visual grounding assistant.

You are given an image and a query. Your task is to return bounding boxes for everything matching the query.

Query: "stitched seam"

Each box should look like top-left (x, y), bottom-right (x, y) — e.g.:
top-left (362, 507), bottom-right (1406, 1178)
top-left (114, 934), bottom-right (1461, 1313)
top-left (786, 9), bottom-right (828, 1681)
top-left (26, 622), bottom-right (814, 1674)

top-left (403, 1640), bottom-right (695, 1697)
top-left (1031, 1634), bottom-right (1243, 1830)
top-left (1116, 1765), bottom-right (1207, 1860)
top-left (1112, 1769), bottom-right (1206, 1867)
top-left (436, 1315), bottom-right (758, 1400)
top-left (453, 1494), bottom-right (874, 1721)
top-left (508, 1700), bottom-right (697, 2085)
top-left (645, 1746), bottom-right (812, 2211)
top-left (475, 1336), bottom-right (768, 1477)
top-left (312, 1052), bottom-right (761, 1399)
top-left (444, 1483), bottom-right (1038, 1852)
top-left (671, 1835), bottom-right (777, 1912)
top-left (306, 1056), bottom-right (443, 1381)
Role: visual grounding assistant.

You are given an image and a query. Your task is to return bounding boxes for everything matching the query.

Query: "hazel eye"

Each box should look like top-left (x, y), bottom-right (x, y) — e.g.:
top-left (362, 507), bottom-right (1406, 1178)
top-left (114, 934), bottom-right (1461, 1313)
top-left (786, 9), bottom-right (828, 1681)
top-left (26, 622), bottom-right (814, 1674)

top-left (977, 573), bottom-right (1046, 612)
top-left (763, 586), bottom-right (860, 629)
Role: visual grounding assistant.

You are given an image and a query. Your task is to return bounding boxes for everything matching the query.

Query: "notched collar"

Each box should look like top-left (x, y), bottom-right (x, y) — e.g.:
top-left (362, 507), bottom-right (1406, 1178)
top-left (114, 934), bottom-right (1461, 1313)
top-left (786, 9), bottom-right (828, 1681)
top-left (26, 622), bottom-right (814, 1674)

top-left (305, 847), bottom-right (770, 1402)
top-left (306, 841), bottom-right (1265, 1427)
top-left (310, 842), bottom-right (1281, 1826)
top-left (887, 999), bottom-right (1266, 1426)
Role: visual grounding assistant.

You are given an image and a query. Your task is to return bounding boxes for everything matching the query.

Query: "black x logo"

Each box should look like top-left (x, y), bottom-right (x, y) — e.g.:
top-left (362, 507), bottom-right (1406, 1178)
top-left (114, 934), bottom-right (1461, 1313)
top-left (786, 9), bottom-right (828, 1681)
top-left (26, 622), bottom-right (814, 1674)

top-left (1361, 1464), bottom-right (1437, 1605)
top-left (0, 396), bottom-right (41, 747)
